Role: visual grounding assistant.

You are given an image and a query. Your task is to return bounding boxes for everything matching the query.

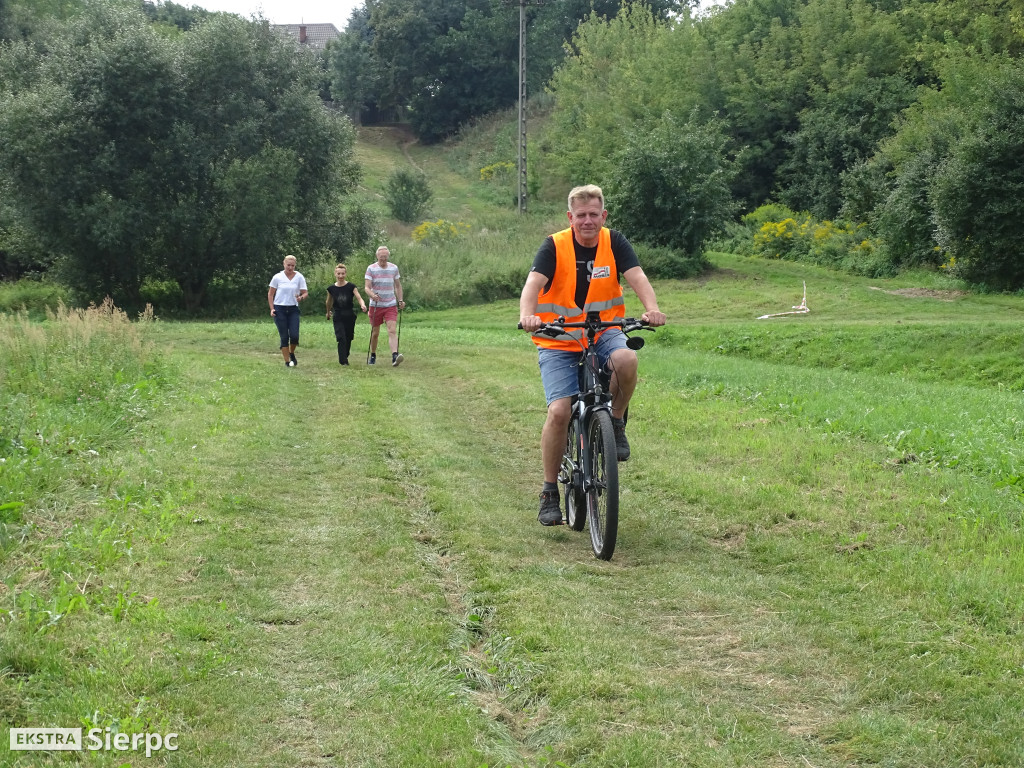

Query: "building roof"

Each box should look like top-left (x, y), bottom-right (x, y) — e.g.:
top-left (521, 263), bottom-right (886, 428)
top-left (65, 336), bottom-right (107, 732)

top-left (273, 23), bottom-right (341, 50)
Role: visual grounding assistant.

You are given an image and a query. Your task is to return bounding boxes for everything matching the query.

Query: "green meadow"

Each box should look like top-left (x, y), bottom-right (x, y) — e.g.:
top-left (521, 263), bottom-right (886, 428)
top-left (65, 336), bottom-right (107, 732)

top-left (1, 129), bottom-right (1023, 767)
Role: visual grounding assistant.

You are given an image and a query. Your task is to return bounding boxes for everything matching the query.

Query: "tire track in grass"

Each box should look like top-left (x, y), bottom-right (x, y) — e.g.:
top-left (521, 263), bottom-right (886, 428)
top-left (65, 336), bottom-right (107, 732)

top-left (373, 376), bottom-right (549, 765)
top-left (133, 335), bottom-right (520, 766)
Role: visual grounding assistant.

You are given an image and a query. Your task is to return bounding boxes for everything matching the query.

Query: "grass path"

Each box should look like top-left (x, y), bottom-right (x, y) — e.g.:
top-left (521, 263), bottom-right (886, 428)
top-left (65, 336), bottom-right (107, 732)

top-left (129, 324), bottom-right (519, 766)
top-left (120, 320), bottom-right (563, 766)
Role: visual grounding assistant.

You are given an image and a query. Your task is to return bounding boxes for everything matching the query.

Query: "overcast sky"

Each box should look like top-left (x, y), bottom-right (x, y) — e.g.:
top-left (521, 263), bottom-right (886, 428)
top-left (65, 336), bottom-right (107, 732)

top-left (189, 0), bottom-right (723, 33)
top-left (191, 0), bottom-right (364, 31)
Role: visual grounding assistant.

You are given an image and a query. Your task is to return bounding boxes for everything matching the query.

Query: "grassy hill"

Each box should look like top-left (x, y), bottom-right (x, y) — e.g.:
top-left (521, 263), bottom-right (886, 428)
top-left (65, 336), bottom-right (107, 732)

top-left (1, 128), bottom-right (1023, 767)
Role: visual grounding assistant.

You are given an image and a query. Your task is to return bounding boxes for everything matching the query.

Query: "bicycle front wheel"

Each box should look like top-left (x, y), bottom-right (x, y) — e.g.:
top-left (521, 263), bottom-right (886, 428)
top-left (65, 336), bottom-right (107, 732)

top-left (586, 410), bottom-right (619, 560)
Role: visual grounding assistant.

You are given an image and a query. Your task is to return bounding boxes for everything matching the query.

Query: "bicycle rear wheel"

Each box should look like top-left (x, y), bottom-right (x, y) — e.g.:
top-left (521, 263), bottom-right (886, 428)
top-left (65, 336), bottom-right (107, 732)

top-left (586, 410), bottom-right (619, 560)
top-left (561, 415), bottom-right (586, 531)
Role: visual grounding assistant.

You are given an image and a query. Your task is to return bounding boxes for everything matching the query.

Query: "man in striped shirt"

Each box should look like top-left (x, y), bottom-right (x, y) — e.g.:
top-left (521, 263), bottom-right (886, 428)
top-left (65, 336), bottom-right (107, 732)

top-left (364, 246), bottom-right (406, 366)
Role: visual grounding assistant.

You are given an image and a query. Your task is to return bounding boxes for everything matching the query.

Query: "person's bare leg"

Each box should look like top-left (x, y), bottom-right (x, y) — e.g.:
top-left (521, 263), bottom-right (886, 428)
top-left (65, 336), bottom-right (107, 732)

top-left (541, 398), bottom-right (572, 484)
top-left (608, 348), bottom-right (638, 419)
top-left (386, 319), bottom-right (399, 354)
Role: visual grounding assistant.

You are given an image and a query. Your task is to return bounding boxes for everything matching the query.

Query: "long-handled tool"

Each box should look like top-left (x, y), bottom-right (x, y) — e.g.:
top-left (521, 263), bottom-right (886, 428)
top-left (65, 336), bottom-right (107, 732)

top-left (396, 304), bottom-right (403, 356)
top-left (366, 304), bottom-right (376, 364)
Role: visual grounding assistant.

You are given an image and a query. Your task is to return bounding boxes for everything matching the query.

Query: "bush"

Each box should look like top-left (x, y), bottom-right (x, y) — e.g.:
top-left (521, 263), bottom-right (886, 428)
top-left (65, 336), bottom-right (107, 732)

top-left (706, 219), bottom-right (757, 256)
top-left (0, 279), bottom-right (69, 319)
top-left (608, 111), bottom-right (738, 254)
top-left (871, 150), bottom-right (945, 272)
top-left (139, 277), bottom-right (185, 312)
top-left (741, 203), bottom-right (799, 231)
top-left (0, 216), bottom-right (54, 279)
top-left (478, 161), bottom-right (517, 208)
top-left (474, 269), bottom-right (522, 302)
top-left (412, 219), bottom-right (470, 245)
top-left (384, 168), bottom-right (432, 224)
top-left (634, 243), bottom-right (708, 280)
top-left (741, 204), bottom-right (889, 276)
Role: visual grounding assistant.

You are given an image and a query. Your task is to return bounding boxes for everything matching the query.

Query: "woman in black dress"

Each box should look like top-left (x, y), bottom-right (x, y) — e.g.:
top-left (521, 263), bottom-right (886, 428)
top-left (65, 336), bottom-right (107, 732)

top-left (326, 263), bottom-right (367, 365)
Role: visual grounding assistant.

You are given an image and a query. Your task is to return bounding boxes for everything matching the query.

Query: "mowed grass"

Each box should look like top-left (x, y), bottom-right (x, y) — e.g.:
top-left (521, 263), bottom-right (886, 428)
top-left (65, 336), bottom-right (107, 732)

top-left (3, 260), bottom-right (1023, 766)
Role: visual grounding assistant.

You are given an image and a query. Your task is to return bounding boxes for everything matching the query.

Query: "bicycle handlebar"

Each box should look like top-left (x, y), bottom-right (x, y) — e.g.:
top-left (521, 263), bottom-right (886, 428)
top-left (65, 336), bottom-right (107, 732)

top-left (518, 316), bottom-right (654, 337)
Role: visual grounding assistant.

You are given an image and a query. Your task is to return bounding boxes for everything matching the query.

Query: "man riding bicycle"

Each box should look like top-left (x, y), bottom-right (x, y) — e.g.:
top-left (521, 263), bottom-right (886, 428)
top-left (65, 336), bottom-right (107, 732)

top-left (519, 184), bottom-right (667, 526)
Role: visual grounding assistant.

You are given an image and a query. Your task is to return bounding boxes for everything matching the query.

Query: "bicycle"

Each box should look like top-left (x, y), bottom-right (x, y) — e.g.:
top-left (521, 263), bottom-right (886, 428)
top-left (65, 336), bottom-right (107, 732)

top-left (524, 311), bottom-right (654, 560)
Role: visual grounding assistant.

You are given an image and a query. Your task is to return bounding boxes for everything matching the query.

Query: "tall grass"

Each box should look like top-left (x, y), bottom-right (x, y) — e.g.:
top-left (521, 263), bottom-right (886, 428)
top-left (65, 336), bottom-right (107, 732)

top-left (0, 298), bottom-right (174, 652)
top-left (2, 298), bottom-right (156, 404)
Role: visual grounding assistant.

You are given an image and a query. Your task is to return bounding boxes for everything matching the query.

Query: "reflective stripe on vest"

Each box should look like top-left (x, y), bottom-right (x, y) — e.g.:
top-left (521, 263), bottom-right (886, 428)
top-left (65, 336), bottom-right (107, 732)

top-left (532, 227), bottom-right (625, 351)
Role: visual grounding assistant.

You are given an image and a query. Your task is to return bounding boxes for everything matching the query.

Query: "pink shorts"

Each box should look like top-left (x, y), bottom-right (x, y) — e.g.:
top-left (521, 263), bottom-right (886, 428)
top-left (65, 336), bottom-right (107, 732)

top-left (369, 305), bottom-right (397, 327)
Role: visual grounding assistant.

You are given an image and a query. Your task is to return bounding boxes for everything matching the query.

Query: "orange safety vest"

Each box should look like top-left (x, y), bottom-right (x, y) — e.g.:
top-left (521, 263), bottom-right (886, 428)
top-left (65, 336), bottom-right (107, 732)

top-left (532, 227), bottom-right (625, 351)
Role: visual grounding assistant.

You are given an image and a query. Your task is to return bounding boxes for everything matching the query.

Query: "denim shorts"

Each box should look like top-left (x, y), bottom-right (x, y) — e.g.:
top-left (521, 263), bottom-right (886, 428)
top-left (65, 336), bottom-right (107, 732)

top-left (537, 328), bottom-right (628, 405)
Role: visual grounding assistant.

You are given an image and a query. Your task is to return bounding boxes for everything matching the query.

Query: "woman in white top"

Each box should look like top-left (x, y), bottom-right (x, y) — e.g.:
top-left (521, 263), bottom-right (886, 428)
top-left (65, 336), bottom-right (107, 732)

top-left (267, 255), bottom-right (309, 367)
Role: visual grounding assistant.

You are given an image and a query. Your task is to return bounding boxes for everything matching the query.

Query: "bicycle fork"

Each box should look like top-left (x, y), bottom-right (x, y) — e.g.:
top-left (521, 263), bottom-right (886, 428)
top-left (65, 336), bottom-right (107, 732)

top-left (563, 401), bottom-right (586, 488)
top-left (578, 404), bottom-right (612, 496)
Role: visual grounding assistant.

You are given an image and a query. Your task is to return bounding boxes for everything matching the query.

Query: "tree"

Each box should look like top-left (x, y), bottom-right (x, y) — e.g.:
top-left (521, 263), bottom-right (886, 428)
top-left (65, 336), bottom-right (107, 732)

top-left (930, 56), bottom-right (1024, 289)
top-left (0, 5), bottom-right (366, 311)
top-left (384, 168), bottom-right (432, 223)
top-left (871, 149), bottom-right (945, 271)
top-left (775, 0), bottom-right (915, 218)
top-left (154, 13), bottom-right (362, 310)
top-left (608, 111), bottom-right (737, 254)
top-left (405, 5), bottom-right (518, 143)
top-left (0, 3), bottom-right (178, 306)
top-left (139, 0), bottom-right (213, 33)
top-left (547, 3), bottom-right (673, 185)
top-left (329, 0), bottom-right (682, 143)
top-left (698, 0), bottom-right (808, 210)
top-left (867, 47), bottom-right (993, 276)
top-left (779, 74), bottom-right (915, 219)
top-left (0, 176), bottom-right (53, 279)
top-left (328, 4), bottom-right (381, 123)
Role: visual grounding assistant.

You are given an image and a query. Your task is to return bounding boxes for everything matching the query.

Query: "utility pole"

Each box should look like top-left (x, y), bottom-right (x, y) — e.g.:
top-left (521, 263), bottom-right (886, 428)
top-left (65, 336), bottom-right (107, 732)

top-left (517, 0), bottom-right (528, 214)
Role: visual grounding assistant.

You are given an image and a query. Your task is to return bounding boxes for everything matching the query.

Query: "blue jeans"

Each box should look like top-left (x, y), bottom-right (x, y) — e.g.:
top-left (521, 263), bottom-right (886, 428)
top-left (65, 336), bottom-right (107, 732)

top-left (537, 328), bottom-right (628, 405)
top-left (273, 304), bottom-right (300, 348)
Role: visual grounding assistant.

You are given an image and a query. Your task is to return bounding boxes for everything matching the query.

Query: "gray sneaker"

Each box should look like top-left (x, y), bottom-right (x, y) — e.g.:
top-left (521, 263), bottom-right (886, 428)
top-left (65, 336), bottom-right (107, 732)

top-left (611, 417), bottom-right (630, 462)
top-left (392, 352), bottom-right (404, 367)
top-left (537, 490), bottom-right (563, 526)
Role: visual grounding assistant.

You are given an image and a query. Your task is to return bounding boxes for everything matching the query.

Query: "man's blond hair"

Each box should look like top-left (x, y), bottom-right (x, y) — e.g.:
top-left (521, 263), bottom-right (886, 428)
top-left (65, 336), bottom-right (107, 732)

top-left (567, 184), bottom-right (604, 211)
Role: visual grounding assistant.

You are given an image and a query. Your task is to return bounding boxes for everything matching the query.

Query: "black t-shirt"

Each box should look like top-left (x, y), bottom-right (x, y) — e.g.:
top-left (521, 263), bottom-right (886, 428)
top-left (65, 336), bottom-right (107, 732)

top-left (530, 229), bottom-right (640, 310)
top-left (327, 282), bottom-right (357, 316)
